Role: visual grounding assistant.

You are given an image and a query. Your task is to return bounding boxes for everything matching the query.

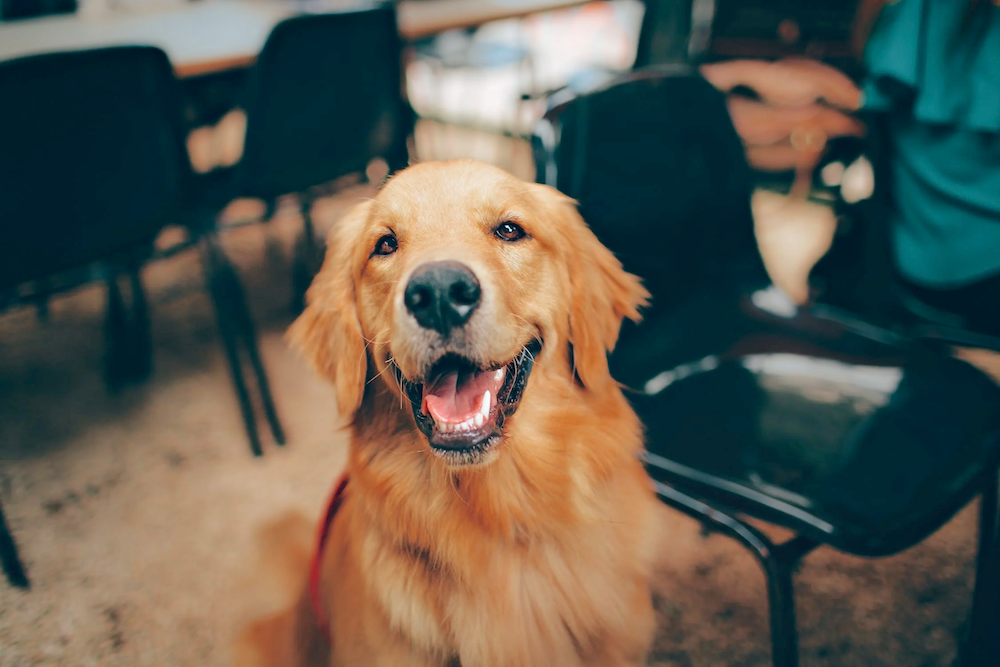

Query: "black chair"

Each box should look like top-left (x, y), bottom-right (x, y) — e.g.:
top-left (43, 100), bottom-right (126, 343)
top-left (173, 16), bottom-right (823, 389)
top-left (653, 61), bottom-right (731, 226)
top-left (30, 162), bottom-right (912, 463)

top-left (0, 45), bottom-right (285, 457)
top-left (0, 46), bottom-right (283, 586)
top-left (0, 46), bottom-right (184, 589)
top-left (533, 70), bottom-right (1000, 667)
top-left (0, 47), bottom-right (186, 389)
top-left (198, 4), bottom-right (414, 311)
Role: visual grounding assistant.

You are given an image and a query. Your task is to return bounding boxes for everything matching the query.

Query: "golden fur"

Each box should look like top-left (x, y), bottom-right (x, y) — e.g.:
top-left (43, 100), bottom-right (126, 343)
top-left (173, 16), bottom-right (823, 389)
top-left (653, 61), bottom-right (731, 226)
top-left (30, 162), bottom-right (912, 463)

top-left (236, 160), bottom-right (660, 667)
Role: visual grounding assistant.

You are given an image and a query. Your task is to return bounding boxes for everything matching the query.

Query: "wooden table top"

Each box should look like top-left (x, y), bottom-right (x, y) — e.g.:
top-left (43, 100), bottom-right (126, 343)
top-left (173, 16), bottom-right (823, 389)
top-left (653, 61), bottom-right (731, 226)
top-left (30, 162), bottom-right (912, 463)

top-left (0, 0), bottom-right (591, 78)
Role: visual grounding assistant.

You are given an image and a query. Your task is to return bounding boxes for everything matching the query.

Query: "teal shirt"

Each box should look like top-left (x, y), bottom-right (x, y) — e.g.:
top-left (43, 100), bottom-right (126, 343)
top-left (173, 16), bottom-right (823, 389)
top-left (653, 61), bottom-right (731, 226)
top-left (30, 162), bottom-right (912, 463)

top-left (863, 0), bottom-right (1000, 288)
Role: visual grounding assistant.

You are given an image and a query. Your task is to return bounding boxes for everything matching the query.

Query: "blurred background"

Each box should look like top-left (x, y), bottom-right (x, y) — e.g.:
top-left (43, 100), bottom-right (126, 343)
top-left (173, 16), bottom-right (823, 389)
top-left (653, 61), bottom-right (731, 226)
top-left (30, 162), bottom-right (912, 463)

top-left (1, 1), bottom-right (999, 666)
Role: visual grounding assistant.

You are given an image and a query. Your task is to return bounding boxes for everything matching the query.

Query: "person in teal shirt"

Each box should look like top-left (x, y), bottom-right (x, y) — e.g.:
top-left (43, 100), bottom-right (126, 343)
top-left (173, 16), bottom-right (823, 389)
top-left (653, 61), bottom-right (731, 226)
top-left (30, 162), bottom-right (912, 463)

top-left (862, 0), bottom-right (1000, 336)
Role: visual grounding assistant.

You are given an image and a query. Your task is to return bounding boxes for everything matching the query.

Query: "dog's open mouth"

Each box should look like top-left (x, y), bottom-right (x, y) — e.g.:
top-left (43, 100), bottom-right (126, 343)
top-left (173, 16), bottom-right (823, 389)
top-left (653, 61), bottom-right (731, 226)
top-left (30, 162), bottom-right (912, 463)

top-left (393, 340), bottom-right (541, 464)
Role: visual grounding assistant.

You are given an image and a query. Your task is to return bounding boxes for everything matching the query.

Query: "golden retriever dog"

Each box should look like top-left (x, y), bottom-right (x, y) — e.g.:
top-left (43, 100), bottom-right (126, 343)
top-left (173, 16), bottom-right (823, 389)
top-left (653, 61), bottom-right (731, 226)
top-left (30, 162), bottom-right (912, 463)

top-left (238, 159), bottom-right (662, 667)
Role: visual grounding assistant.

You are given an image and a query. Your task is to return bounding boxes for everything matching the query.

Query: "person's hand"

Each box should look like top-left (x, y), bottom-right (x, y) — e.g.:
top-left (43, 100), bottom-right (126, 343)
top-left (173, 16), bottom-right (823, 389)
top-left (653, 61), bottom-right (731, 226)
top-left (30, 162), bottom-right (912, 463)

top-left (700, 57), bottom-right (862, 110)
top-left (725, 96), bottom-right (864, 145)
top-left (701, 58), bottom-right (864, 182)
top-left (725, 96), bottom-right (864, 172)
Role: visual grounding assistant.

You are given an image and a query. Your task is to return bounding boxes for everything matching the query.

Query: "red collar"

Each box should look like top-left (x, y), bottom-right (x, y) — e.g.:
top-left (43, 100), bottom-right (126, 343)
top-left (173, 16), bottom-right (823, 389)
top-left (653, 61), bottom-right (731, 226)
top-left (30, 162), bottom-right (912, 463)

top-left (308, 473), bottom-right (349, 646)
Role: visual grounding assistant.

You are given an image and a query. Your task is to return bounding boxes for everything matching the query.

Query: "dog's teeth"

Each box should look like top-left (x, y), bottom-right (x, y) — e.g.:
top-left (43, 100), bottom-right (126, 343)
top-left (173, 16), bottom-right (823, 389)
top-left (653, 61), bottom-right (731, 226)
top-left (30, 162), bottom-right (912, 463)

top-left (494, 368), bottom-right (505, 383)
top-left (481, 390), bottom-right (491, 417)
top-left (474, 413), bottom-right (484, 428)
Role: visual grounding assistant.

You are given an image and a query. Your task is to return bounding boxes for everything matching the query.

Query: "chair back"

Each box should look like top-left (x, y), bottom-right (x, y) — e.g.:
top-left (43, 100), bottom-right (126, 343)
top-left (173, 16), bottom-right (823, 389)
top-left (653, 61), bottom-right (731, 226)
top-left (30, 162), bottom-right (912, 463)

top-left (236, 4), bottom-right (412, 201)
top-left (534, 69), bottom-right (767, 312)
top-left (0, 46), bottom-right (189, 288)
top-left (634, 0), bottom-right (697, 69)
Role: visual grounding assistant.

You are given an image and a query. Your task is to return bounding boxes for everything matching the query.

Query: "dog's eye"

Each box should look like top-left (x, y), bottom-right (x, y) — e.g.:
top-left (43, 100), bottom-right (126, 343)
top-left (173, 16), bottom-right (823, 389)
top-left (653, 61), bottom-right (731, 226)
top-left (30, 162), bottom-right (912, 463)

top-left (495, 221), bottom-right (526, 242)
top-left (373, 234), bottom-right (397, 256)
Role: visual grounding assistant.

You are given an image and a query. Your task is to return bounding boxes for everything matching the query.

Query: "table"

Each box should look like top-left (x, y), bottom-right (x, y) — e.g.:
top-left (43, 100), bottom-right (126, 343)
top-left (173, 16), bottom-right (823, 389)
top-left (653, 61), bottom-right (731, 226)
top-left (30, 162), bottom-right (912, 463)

top-left (0, 0), bottom-right (591, 78)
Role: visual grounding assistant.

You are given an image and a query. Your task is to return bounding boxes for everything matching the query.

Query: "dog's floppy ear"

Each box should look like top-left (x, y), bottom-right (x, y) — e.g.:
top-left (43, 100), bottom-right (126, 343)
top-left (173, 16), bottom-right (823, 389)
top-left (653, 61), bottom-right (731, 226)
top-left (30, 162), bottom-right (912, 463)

top-left (536, 185), bottom-right (649, 389)
top-left (287, 201), bottom-right (371, 421)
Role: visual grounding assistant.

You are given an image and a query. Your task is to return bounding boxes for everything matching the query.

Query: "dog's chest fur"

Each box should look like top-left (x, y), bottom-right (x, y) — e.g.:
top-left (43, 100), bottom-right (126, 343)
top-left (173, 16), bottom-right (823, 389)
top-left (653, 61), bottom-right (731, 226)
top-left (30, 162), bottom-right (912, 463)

top-left (359, 493), bottom-right (648, 667)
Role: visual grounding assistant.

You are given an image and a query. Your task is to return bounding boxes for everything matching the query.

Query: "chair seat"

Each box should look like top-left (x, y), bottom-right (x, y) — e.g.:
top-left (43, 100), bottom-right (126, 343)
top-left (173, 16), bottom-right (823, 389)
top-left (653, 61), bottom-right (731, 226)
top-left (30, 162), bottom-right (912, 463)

top-left (629, 284), bottom-right (1000, 557)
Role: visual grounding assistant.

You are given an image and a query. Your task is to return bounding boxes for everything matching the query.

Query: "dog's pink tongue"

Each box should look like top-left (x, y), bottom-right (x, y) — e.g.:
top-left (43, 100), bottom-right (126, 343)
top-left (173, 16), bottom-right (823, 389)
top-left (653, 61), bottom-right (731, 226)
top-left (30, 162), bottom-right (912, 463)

top-left (423, 370), bottom-right (493, 423)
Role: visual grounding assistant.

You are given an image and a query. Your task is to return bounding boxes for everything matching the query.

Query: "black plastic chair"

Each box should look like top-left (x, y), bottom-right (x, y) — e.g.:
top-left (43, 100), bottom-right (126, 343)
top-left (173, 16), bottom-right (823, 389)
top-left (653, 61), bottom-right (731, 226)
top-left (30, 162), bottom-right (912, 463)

top-left (0, 45), bottom-right (285, 457)
top-left (533, 70), bottom-right (1000, 667)
top-left (0, 46), bottom-right (184, 589)
top-left (198, 4), bottom-right (414, 311)
top-left (0, 46), bottom-right (284, 586)
top-left (0, 47), bottom-right (187, 389)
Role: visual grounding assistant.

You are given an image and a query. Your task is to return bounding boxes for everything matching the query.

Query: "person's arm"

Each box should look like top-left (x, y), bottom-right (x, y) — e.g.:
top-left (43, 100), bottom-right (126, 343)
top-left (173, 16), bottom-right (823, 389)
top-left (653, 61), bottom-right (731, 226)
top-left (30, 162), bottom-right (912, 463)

top-left (699, 58), bottom-right (862, 110)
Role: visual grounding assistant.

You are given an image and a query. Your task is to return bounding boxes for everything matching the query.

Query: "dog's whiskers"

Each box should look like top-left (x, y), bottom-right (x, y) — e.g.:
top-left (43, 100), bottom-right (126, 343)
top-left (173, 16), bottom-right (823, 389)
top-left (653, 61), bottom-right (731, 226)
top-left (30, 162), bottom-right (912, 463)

top-left (449, 474), bottom-right (469, 506)
top-left (384, 356), bottom-right (408, 410)
top-left (511, 315), bottom-right (544, 352)
top-left (366, 361), bottom-right (393, 387)
top-left (362, 328), bottom-right (389, 348)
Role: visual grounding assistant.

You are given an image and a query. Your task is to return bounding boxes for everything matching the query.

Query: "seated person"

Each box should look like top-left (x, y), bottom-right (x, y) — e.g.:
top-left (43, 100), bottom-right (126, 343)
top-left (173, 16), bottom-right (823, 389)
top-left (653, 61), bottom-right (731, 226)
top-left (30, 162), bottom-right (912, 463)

top-left (701, 0), bottom-right (1000, 339)
top-left (859, 0), bottom-right (1000, 338)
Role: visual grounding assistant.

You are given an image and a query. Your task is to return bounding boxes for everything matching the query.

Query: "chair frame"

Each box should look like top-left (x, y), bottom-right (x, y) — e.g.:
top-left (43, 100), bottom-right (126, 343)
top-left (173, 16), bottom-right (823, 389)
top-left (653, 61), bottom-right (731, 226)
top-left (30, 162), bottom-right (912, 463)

top-left (200, 234), bottom-right (285, 456)
top-left (0, 494), bottom-right (29, 589)
top-left (648, 462), bottom-right (999, 667)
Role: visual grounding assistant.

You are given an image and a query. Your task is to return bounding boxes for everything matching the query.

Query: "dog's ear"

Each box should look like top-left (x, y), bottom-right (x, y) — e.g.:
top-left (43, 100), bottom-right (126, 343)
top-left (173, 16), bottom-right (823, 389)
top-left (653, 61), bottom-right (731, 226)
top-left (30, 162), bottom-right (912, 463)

top-left (287, 201), bottom-right (371, 421)
top-left (535, 185), bottom-right (649, 389)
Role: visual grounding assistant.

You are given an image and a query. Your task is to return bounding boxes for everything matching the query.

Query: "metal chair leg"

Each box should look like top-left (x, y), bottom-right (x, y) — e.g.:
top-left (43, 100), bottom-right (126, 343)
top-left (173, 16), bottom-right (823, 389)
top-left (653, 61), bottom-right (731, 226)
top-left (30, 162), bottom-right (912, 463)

top-left (127, 267), bottom-right (152, 381)
top-left (34, 290), bottom-right (49, 324)
top-left (651, 480), bottom-right (817, 667)
top-left (764, 536), bottom-right (816, 667)
top-left (962, 470), bottom-right (1000, 666)
top-left (225, 256), bottom-right (286, 447)
top-left (203, 239), bottom-right (264, 457)
top-left (0, 492), bottom-right (29, 589)
top-left (105, 267), bottom-right (153, 388)
top-left (104, 272), bottom-right (129, 390)
top-left (243, 334), bottom-right (285, 446)
top-left (292, 197), bottom-right (319, 314)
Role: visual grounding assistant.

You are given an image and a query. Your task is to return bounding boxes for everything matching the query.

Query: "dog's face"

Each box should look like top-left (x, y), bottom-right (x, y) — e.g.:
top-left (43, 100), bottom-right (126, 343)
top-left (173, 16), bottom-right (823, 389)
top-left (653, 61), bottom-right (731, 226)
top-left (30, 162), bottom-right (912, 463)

top-left (290, 160), bottom-right (647, 467)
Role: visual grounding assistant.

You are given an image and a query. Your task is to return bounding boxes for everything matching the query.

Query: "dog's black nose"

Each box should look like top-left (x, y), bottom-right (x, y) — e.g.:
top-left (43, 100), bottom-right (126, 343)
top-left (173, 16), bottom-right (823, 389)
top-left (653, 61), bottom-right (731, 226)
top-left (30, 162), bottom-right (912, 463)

top-left (404, 261), bottom-right (481, 336)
